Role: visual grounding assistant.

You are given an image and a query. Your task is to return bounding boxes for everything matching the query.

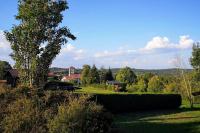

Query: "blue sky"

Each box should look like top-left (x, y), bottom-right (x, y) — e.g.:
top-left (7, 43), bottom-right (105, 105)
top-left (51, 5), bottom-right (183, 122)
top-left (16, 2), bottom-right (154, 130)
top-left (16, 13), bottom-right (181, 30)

top-left (0, 0), bottom-right (199, 69)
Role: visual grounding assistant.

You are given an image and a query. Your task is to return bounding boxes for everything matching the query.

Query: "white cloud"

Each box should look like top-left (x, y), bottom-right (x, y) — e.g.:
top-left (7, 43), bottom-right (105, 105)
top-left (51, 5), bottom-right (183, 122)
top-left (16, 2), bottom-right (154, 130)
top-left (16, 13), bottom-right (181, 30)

top-left (143, 35), bottom-right (194, 51)
top-left (145, 36), bottom-right (171, 50)
top-left (178, 35), bottom-right (194, 49)
top-left (0, 30), bottom-right (10, 49)
top-left (94, 46), bottom-right (136, 58)
top-left (59, 44), bottom-right (86, 60)
top-left (0, 30), bottom-right (12, 63)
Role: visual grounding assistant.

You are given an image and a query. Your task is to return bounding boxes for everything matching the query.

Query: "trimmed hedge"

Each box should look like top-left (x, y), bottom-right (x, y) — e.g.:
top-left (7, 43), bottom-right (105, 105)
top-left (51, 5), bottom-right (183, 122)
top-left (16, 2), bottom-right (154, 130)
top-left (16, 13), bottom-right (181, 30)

top-left (91, 94), bottom-right (182, 113)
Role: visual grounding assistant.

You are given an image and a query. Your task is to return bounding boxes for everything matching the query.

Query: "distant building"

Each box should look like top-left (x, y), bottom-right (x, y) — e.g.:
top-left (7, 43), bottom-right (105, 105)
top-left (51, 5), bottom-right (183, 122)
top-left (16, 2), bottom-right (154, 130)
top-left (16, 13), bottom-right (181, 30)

top-left (5, 69), bottom-right (19, 87)
top-left (47, 72), bottom-right (60, 81)
top-left (61, 66), bottom-right (81, 84)
top-left (106, 80), bottom-right (127, 92)
top-left (68, 66), bottom-right (76, 76)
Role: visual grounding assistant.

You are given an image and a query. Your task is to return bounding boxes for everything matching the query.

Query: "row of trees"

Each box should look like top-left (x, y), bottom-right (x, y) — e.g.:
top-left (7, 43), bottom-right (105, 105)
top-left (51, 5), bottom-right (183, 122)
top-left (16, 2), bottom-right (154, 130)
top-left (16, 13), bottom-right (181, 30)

top-left (81, 65), bottom-right (113, 85)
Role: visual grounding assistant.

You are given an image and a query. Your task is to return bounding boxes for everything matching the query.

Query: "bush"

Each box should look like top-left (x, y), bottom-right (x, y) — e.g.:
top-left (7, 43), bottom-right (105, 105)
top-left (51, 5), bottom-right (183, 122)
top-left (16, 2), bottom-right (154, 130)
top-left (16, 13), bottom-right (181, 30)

top-left (1, 98), bottom-right (41, 133)
top-left (92, 94), bottom-right (182, 113)
top-left (106, 84), bottom-right (115, 91)
top-left (127, 84), bottom-right (140, 92)
top-left (48, 95), bottom-right (113, 133)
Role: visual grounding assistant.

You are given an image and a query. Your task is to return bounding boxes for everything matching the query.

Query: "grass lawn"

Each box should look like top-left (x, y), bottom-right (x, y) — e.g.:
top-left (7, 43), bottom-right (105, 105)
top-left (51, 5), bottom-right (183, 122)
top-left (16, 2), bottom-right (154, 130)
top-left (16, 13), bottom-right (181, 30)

top-left (75, 86), bottom-right (164, 94)
top-left (114, 104), bottom-right (200, 133)
top-left (75, 86), bottom-right (116, 94)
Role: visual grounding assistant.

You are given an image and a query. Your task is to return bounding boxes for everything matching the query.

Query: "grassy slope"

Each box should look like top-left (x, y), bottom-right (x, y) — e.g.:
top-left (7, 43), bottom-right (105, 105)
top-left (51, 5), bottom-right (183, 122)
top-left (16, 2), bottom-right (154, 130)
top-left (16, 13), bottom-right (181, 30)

top-left (76, 86), bottom-right (200, 133)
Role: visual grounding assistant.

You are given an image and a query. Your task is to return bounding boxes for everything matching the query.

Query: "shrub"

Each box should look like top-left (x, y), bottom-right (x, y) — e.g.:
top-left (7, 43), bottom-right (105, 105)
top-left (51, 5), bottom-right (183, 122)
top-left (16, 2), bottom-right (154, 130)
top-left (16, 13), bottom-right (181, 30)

top-left (127, 84), bottom-right (140, 92)
top-left (2, 98), bottom-right (40, 133)
top-left (92, 94), bottom-right (182, 113)
top-left (106, 84), bottom-right (115, 91)
top-left (48, 95), bottom-right (113, 133)
top-left (164, 83), bottom-right (179, 93)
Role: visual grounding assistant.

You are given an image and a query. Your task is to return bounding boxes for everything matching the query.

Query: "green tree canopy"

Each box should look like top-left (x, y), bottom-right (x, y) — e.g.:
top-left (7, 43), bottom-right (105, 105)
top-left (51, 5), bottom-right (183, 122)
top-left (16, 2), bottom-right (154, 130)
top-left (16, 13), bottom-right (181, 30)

top-left (99, 67), bottom-right (107, 83)
top-left (89, 65), bottom-right (100, 84)
top-left (147, 76), bottom-right (164, 92)
top-left (105, 67), bottom-right (114, 81)
top-left (81, 65), bottom-right (91, 85)
top-left (5, 0), bottom-right (75, 87)
top-left (116, 67), bottom-right (137, 84)
top-left (190, 42), bottom-right (200, 71)
top-left (137, 78), bottom-right (148, 92)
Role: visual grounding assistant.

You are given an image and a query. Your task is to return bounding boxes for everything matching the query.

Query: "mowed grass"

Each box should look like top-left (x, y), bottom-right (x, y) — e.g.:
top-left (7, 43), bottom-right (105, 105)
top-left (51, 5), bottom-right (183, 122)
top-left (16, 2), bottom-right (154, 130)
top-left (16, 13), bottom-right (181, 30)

top-left (75, 86), bottom-right (164, 94)
top-left (114, 107), bottom-right (200, 133)
top-left (114, 100), bottom-right (200, 133)
top-left (75, 86), bottom-right (116, 94)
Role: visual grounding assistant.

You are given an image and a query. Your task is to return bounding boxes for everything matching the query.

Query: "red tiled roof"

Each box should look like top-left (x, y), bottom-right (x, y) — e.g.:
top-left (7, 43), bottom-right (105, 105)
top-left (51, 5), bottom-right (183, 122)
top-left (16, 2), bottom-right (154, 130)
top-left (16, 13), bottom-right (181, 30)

top-left (48, 72), bottom-right (56, 77)
top-left (62, 74), bottom-right (81, 80)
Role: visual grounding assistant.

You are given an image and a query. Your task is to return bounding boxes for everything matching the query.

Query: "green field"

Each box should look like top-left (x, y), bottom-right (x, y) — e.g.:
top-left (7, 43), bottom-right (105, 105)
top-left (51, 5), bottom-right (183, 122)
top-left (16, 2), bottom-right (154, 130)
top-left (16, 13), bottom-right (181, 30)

top-left (76, 86), bottom-right (200, 133)
top-left (114, 108), bottom-right (200, 133)
top-left (75, 86), bottom-right (165, 94)
top-left (75, 86), bottom-right (116, 94)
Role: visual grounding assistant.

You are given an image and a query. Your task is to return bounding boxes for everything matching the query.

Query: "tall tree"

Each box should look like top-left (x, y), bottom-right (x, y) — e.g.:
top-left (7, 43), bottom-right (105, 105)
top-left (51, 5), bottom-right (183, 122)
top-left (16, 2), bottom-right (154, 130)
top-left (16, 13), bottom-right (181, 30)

top-left (116, 67), bottom-right (137, 84)
top-left (5, 0), bottom-right (75, 87)
top-left (99, 67), bottom-right (107, 83)
top-left (190, 42), bottom-right (200, 72)
top-left (105, 67), bottom-right (114, 81)
top-left (89, 65), bottom-right (100, 84)
top-left (81, 65), bottom-right (91, 85)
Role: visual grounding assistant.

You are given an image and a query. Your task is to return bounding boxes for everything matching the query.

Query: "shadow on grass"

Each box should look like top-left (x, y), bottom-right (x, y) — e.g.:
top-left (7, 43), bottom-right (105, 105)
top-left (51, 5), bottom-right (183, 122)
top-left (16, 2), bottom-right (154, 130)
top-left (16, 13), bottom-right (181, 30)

top-left (117, 121), bottom-right (200, 133)
top-left (114, 108), bottom-right (200, 133)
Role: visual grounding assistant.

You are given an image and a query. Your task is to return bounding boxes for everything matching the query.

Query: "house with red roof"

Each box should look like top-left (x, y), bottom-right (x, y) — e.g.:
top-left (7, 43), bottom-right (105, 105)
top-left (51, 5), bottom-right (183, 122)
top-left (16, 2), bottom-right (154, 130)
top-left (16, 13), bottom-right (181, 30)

top-left (61, 66), bottom-right (81, 84)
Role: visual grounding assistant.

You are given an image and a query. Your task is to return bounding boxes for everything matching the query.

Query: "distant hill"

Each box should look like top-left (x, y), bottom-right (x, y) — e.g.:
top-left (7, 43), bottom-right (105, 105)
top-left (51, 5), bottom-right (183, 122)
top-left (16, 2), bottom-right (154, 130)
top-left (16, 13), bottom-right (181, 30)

top-left (49, 67), bottom-right (81, 75)
top-left (111, 68), bottom-right (192, 76)
top-left (49, 67), bottom-right (192, 76)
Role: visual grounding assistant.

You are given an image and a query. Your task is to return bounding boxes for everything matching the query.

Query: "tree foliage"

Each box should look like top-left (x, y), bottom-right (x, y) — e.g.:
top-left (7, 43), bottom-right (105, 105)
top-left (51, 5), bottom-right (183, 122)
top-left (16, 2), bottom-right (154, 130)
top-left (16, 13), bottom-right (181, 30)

top-left (5, 0), bottom-right (75, 87)
top-left (99, 67), bottom-right (107, 83)
top-left (116, 67), bottom-right (137, 84)
top-left (89, 65), bottom-right (100, 84)
top-left (105, 67), bottom-right (114, 81)
top-left (81, 65), bottom-right (91, 85)
top-left (190, 42), bottom-right (200, 72)
top-left (147, 76), bottom-right (164, 92)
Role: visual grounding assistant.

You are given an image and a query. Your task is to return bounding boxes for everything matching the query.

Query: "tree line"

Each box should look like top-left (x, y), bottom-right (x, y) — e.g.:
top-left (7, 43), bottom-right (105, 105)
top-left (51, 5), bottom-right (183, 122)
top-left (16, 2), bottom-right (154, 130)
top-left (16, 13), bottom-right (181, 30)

top-left (81, 65), bottom-right (113, 85)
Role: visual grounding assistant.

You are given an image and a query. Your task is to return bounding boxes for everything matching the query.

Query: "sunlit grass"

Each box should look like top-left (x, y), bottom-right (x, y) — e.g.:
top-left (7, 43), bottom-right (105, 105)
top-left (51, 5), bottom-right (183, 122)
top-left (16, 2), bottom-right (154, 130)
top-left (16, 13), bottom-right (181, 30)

top-left (114, 103), bottom-right (200, 133)
top-left (75, 86), bottom-right (167, 95)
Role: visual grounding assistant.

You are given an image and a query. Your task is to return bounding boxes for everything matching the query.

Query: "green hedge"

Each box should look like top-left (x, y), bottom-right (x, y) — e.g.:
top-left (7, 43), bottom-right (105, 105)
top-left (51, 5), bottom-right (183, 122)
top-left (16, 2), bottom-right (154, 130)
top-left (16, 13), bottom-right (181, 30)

top-left (91, 94), bottom-right (182, 113)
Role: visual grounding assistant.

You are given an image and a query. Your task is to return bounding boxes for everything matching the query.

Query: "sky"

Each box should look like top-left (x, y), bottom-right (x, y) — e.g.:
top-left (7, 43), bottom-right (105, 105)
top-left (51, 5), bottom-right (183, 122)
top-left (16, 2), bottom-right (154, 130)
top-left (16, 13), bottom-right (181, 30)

top-left (0, 0), bottom-right (200, 69)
